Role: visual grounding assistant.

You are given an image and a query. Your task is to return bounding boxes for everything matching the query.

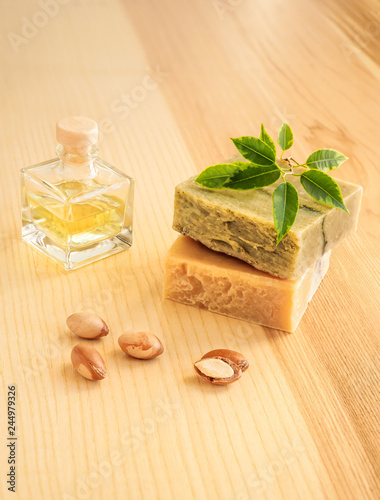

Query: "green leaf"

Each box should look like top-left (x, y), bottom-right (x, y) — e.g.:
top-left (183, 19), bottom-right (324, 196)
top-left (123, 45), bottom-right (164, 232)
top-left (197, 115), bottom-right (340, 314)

top-left (306, 149), bottom-right (348, 172)
top-left (231, 136), bottom-right (276, 165)
top-left (277, 122), bottom-right (293, 151)
top-left (260, 124), bottom-right (276, 156)
top-left (195, 162), bottom-right (243, 188)
top-left (300, 170), bottom-right (349, 212)
top-left (272, 182), bottom-right (299, 244)
top-left (224, 163), bottom-right (281, 190)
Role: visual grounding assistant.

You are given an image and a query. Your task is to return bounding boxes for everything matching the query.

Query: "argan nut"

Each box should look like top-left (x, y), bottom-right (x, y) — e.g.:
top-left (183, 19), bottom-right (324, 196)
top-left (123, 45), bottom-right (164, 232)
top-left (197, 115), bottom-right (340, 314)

top-left (201, 349), bottom-right (249, 372)
top-left (194, 356), bottom-right (242, 385)
top-left (66, 312), bottom-right (109, 339)
top-left (71, 344), bottom-right (107, 380)
top-left (118, 330), bottom-right (164, 359)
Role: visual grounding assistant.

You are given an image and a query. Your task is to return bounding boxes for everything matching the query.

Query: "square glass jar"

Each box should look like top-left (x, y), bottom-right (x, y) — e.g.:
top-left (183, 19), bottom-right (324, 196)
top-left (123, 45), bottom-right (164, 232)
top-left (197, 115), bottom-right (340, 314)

top-left (21, 152), bottom-right (134, 271)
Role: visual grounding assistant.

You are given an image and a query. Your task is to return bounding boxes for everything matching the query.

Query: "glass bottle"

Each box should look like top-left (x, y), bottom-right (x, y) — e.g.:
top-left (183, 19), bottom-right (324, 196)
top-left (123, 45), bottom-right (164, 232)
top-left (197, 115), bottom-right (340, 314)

top-left (21, 116), bottom-right (134, 271)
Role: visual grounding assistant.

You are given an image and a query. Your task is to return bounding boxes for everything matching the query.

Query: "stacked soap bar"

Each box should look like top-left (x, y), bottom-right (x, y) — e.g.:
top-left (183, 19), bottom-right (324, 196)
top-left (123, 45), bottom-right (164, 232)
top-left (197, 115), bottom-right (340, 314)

top-left (172, 171), bottom-right (362, 280)
top-left (164, 159), bottom-right (362, 331)
top-left (164, 236), bottom-right (330, 332)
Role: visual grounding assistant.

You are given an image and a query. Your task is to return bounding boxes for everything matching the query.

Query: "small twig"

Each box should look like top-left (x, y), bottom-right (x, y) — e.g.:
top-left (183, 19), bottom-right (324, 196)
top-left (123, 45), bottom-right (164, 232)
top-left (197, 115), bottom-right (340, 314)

top-left (284, 157), bottom-right (294, 173)
top-left (288, 155), bottom-right (300, 165)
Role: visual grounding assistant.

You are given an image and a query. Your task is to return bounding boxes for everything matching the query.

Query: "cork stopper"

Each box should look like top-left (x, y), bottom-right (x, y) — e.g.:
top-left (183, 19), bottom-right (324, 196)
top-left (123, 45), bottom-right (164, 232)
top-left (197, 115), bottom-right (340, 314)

top-left (56, 116), bottom-right (98, 155)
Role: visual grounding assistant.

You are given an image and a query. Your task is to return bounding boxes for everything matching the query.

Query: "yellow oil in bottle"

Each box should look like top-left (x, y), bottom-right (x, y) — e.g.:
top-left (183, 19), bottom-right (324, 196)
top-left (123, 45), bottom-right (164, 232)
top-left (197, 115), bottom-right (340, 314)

top-left (21, 117), bottom-right (134, 270)
top-left (28, 180), bottom-right (126, 248)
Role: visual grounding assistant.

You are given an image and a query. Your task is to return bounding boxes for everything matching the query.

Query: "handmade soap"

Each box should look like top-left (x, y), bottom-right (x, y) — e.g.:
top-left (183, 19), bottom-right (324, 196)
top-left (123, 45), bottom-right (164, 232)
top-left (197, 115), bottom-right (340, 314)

top-left (164, 236), bottom-right (330, 332)
top-left (173, 156), bottom-right (362, 279)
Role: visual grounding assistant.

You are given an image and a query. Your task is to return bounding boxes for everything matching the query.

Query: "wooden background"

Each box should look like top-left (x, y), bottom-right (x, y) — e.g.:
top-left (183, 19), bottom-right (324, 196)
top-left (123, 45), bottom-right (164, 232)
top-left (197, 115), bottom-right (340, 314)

top-left (1, 0), bottom-right (379, 499)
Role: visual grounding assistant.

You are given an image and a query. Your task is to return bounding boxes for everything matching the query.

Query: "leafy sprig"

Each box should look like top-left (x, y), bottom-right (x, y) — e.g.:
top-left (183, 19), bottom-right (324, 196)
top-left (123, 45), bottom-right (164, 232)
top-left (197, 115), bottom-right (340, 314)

top-left (195, 123), bottom-right (349, 244)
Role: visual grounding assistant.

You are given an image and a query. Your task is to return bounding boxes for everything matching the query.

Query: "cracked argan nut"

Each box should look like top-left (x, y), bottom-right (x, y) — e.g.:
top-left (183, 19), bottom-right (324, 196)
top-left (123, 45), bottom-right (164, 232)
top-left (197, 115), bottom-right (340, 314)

top-left (201, 349), bottom-right (249, 372)
top-left (71, 344), bottom-right (107, 380)
top-left (194, 356), bottom-right (242, 385)
top-left (66, 312), bottom-right (109, 339)
top-left (118, 330), bottom-right (164, 359)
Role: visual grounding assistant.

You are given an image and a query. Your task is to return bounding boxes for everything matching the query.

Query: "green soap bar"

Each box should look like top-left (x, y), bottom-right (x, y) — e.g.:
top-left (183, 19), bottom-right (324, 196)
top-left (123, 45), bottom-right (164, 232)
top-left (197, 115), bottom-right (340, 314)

top-left (173, 156), bottom-right (362, 279)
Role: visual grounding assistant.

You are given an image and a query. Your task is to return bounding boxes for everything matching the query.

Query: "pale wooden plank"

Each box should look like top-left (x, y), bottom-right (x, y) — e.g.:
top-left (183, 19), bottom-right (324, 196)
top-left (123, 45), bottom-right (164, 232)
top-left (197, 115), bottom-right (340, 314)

top-left (0, 0), bottom-right (379, 499)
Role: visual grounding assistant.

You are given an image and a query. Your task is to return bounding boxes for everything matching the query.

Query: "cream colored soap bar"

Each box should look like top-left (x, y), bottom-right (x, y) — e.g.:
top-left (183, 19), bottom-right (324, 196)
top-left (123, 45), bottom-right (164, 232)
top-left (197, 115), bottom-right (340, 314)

top-left (164, 236), bottom-right (330, 332)
top-left (173, 155), bottom-right (362, 279)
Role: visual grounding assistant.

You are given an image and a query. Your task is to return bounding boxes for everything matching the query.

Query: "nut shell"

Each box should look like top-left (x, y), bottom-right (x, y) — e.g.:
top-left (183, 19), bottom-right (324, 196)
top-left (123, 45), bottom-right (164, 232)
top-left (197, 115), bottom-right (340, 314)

top-left (118, 330), bottom-right (164, 359)
top-left (194, 356), bottom-right (242, 385)
top-left (202, 349), bottom-right (249, 372)
top-left (71, 344), bottom-right (107, 380)
top-left (66, 312), bottom-right (109, 339)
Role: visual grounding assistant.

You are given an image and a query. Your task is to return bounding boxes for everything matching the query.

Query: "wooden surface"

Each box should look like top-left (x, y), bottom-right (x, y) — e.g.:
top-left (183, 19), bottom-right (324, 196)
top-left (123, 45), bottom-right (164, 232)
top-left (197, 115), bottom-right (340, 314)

top-left (1, 1), bottom-right (379, 499)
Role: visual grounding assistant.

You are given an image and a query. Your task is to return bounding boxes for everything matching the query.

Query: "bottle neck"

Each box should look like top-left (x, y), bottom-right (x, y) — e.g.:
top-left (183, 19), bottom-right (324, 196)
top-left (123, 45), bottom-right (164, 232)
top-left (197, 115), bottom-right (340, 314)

top-left (56, 144), bottom-right (99, 180)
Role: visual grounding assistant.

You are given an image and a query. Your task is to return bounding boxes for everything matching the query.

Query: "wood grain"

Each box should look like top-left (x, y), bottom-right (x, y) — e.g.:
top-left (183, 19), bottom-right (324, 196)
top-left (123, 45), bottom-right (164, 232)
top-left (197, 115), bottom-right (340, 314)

top-left (0, 0), bottom-right (379, 499)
